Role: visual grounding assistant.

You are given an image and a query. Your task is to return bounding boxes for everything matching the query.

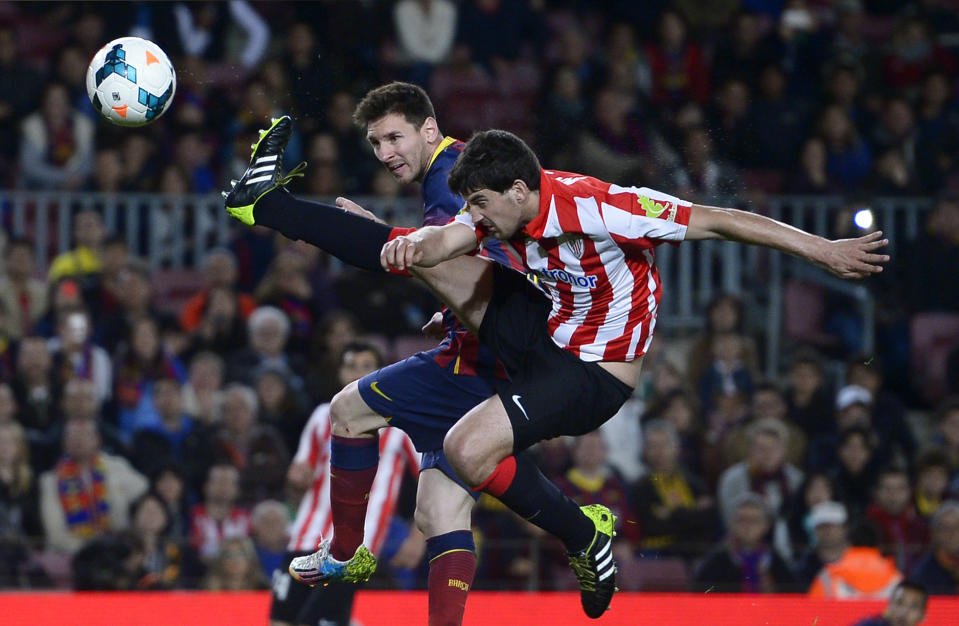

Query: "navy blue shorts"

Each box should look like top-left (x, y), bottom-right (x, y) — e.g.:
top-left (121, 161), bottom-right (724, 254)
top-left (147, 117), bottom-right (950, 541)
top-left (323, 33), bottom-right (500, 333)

top-left (358, 350), bottom-right (505, 496)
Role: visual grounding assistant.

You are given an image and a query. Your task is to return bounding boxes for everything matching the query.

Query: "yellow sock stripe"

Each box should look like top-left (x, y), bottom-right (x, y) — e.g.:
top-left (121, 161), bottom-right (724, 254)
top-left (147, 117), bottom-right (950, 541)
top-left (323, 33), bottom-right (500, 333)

top-left (429, 548), bottom-right (473, 564)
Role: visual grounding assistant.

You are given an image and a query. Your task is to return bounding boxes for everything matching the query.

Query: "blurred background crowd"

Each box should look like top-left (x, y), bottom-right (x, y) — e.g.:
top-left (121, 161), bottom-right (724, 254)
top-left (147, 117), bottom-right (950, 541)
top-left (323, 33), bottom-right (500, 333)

top-left (2, 0), bottom-right (959, 598)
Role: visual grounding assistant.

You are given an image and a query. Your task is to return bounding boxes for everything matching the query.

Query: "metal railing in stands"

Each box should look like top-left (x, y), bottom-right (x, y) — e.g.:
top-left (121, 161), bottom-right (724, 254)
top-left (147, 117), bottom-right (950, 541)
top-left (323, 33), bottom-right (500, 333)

top-left (0, 191), bottom-right (936, 374)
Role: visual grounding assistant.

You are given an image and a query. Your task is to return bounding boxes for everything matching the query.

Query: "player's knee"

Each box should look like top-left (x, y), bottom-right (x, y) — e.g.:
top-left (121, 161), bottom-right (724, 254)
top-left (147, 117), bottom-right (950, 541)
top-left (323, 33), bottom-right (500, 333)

top-left (329, 384), bottom-right (363, 437)
top-left (443, 432), bottom-right (485, 486)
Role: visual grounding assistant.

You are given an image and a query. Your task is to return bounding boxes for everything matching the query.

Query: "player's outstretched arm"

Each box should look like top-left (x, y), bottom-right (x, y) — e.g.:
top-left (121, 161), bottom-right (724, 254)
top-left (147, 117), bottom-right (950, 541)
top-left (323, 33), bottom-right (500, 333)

top-left (686, 205), bottom-right (890, 279)
top-left (380, 222), bottom-right (478, 271)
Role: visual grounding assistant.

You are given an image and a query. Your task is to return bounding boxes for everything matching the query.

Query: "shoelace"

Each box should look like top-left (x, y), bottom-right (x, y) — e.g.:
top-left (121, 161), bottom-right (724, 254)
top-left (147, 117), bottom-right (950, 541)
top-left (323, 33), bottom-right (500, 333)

top-left (568, 553), bottom-right (597, 592)
top-left (278, 161), bottom-right (308, 186)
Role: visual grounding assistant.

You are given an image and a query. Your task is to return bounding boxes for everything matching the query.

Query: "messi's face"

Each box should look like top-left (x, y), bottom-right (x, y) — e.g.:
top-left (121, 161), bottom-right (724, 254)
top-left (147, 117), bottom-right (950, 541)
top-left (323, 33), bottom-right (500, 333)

top-left (367, 113), bottom-right (434, 185)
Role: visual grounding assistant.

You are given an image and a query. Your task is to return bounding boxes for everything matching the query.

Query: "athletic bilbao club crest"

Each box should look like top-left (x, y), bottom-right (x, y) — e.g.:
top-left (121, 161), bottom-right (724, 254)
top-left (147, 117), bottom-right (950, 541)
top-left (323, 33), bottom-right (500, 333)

top-left (558, 234), bottom-right (584, 258)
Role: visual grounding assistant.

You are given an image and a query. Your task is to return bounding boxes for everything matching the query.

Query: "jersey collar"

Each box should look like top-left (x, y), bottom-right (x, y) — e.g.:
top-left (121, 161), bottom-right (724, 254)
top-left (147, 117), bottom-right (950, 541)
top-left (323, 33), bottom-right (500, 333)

top-left (520, 169), bottom-right (551, 239)
top-left (427, 136), bottom-right (457, 171)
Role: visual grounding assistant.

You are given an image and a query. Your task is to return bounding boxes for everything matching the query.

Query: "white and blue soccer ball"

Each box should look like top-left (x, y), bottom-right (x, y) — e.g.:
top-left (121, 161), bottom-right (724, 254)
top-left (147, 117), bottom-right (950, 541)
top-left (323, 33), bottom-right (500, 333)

top-left (86, 37), bottom-right (176, 127)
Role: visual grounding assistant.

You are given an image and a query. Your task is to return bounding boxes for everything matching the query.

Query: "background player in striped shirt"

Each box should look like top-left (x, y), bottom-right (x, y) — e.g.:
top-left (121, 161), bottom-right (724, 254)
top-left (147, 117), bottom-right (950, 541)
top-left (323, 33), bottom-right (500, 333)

top-left (270, 340), bottom-right (420, 626)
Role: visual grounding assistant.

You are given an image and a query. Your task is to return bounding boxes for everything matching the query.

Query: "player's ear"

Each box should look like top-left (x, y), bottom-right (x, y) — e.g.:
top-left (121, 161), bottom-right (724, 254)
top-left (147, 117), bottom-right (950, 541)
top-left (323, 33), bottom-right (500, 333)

top-left (421, 117), bottom-right (439, 142)
top-left (510, 179), bottom-right (529, 204)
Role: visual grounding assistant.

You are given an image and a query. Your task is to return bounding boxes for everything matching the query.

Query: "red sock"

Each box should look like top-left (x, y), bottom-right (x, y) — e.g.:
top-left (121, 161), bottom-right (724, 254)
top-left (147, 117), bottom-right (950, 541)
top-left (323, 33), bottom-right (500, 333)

top-left (428, 550), bottom-right (476, 626)
top-left (329, 435), bottom-right (379, 561)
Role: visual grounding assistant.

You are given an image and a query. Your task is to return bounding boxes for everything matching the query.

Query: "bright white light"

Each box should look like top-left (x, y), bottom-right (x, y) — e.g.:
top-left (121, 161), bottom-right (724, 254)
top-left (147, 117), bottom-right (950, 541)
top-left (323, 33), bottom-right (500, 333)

top-left (854, 208), bottom-right (874, 230)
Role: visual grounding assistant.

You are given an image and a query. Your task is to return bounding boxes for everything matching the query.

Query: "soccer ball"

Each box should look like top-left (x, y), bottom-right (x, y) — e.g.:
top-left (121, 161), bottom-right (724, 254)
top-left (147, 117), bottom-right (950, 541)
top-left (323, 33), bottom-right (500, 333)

top-left (86, 37), bottom-right (176, 127)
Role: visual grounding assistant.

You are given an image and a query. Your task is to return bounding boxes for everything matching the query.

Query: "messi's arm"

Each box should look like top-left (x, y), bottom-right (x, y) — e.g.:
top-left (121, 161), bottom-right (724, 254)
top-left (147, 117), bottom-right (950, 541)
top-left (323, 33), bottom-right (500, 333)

top-left (685, 204), bottom-right (890, 280)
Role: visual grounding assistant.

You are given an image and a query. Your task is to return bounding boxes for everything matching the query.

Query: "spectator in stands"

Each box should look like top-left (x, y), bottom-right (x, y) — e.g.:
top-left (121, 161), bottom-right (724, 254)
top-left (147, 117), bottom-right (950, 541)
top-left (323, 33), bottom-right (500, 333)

top-left (686, 295), bottom-right (758, 389)
top-left (0, 239), bottom-right (47, 341)
top-left (129, 491), bottom-right (203, 589)
top-left (281, 22), bottom-right (329, 134)
top-left (0, 25), bottom-right (42, 179)
top-left (84, 237), bottom-right (130, 336)
top-left (708, 77), bottom-right (760, 169)
top-left (114, 316), bottom-right (187, 437)
top-left (786, 347), bottom-right (835, 439)
top-left (254, 364), bottom-right (310, 454)
top-left (852, 580), bottom-right (929, 626)
top-left (692, 494), bottom-right (795, 593)
top-left (815, 104), bottom-right (872, 192)
top-left (323, 91), bottom-right (374, 194)
top-left (914, 449), bottom-right (953, 521)
top-left (643, 9), bottom-right (709, 109)
top-left (151, 464), bottom-right (189, 539)
top-left (711, 11), bottom-right (768, 90)
top-left (210, 384), bottom-right (289, 506)
top-left (796, 500), bottom-right (850, 588)
top-left (642, 389), bottom-right (705, 480)
top-left (633, 419), bottom-right (716, 558)
top-left (39, 418), bottom-right (147, 555)
top-left (454, 0), bottom-right (544, 73)
top-left (670, 125), bottom-right (741, 198)
top-left (575, 88), bottom-right (659, 185)
top-left (0, 383), bottom-right (16, 425)
top-left (190, 463), bottom-right (251, 562)
top-left (720, 382), bottom-right (807, 472)
top-left (698, 332), bottom-right (755, 415)
top-left (226, 306), bottom-right (307, 390)
top-left (915, 69), bottom-right (959, 194)
top-left (50, 308), bottom-right (112, 405)
top-left (47, 210), bottom-right (106, 287)
top-left (808, 384), bottom-right (875, 470)
top-left (99, 261), bottom-right (176, 355)
top-left (17, 82), bottom-right (94, 191)
top-left (71, 530), bottom-right (149, 591)
top-left (169, 1), bottom-right (269, 70)
top-left (10, 336), bottom-right (56, 440)
top-left (906, 194), bottom-right (959, 313)
top-left (831, 426), bottom-right (881, 519)
top-left (186, 285), bottom-right (250, 358)
top-left (910, 500), bottom-right (959, 594)
top-left (0, 420), bottom-right (42, 580)
top-left (882, 14), bottom-right (956, 98)
top-left (933, 398), bottom-right (959, 481)
top-left (788, 473), bottom-right (840, 556)
top-left (718, 418), bottom-right (803, 560)
top-left (202, 535), bottom-right (268, 591)
top-left (846, 356), bottom-right (916, 470)
top-left (179, 249), bottom-right (257, 334)
top-left (393, 0), bottom-right (457, 87)
top-left (253, 248), bottom-right (322, 349)
top-left (867, 467), bottom-right (928, 574)
top-left (787, 137), bottom-right (842, 194)
top-left (181, 351), bottom-right (225, 428)
top-left (752, 63), bottom-right (809, 174)
top-left (809, 521), bottom-right (902, 599)
top-left (302, 132), bottom-right (345, 197)
top-left (536, 65), bottom-right (587, 168)
top-left (131, 376), bottom-right (210, 491)
top-left (250, 499), bottom-right (288, 581)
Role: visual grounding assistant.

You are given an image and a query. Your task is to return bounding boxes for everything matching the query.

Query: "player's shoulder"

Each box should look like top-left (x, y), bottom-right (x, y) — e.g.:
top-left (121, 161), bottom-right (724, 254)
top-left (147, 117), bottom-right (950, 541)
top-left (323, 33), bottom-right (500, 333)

top-left (544, 169), bottom-right (611, 196)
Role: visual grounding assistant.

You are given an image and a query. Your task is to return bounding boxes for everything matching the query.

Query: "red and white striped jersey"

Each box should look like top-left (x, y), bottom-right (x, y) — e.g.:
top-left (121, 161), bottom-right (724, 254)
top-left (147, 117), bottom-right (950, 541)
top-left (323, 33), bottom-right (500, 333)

top-left (455, 170), bottom-right (691, 363)
top-left (287, 403), bottom-right (420, 554)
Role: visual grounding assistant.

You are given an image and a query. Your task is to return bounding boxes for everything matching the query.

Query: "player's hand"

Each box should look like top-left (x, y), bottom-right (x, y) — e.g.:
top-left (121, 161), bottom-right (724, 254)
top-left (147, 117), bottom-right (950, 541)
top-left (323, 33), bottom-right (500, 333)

top-left (388, 528), bottom-right (425, 570)
top-left (421, 311), bottom-right (445, 339)
top-left (816, 230), bottom-right (890, 279)
top-left (335, 196), bottom-right (385, 224)
top-left (381, 235), bottom-right (423, 271)
top-left (286, 461), bottom-right (312, 490)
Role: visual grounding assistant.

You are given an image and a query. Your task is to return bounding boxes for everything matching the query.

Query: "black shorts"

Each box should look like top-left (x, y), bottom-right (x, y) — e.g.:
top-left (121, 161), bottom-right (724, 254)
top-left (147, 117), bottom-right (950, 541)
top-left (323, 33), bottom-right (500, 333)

top-left (478, 264), bottom-right (634, 453)
top-left (269, 551), bottom-right (357, 625)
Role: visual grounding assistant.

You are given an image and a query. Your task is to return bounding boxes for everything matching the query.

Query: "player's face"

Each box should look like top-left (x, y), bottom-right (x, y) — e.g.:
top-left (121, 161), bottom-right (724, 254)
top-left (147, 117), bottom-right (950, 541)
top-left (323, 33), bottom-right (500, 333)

top-left (885, 587), bottom-right (926, 626)
top-left (367, 113), bottom-right (431, 185)
top-left (465, 188), bottom-right (526, 239)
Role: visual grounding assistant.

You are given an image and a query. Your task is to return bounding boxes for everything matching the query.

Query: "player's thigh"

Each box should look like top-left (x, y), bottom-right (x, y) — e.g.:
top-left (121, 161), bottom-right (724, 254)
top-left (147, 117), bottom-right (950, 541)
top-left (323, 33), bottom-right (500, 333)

top-left (330, 380), bottom-right (390, 437)
top-left (413, 255), bottom-right (494, 335)
top-left (444, 395), bottom-right (515, 482)
top-left (414, 467), bottom-right (475, 537)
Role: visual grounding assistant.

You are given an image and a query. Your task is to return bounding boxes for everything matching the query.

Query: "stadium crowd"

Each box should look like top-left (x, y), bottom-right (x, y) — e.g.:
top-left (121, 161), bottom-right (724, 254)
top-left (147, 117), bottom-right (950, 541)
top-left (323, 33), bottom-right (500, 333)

top-left (2, 0), bottom-right (959, 598)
